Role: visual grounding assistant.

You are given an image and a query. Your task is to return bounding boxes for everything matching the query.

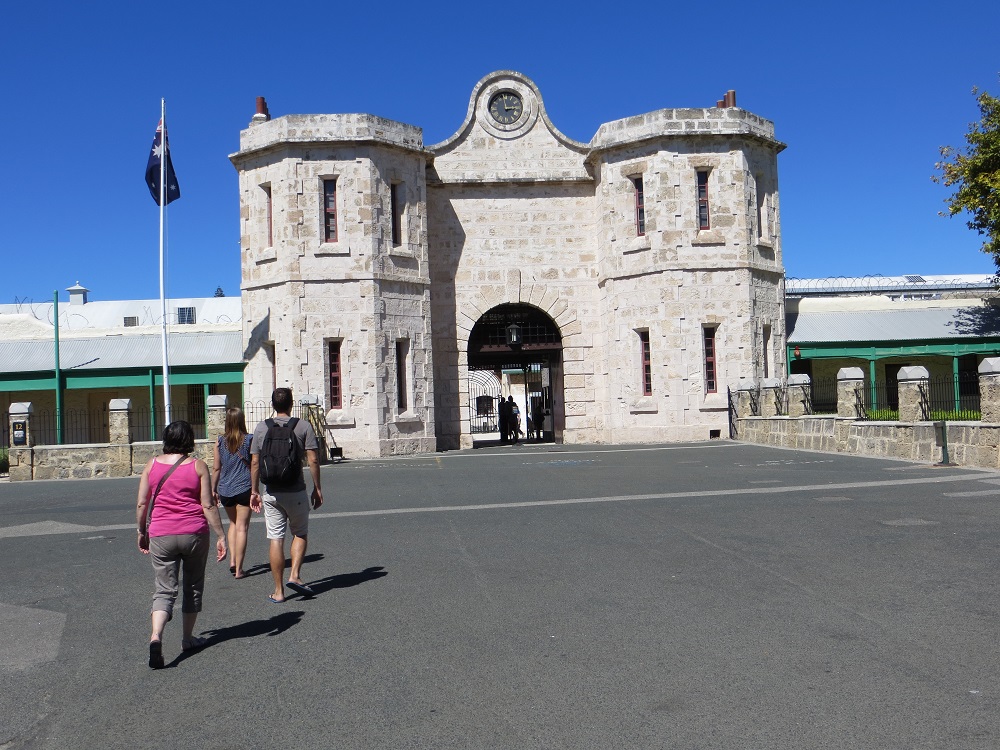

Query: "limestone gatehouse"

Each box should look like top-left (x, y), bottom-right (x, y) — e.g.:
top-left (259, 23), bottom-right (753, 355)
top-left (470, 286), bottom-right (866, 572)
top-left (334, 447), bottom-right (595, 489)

top-left (229, 71), bottom-right (787, 457)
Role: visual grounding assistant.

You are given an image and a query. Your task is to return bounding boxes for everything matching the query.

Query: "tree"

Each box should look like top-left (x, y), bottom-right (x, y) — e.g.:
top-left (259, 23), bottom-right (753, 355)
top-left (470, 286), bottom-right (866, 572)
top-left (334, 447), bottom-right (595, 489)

top-left (934, 83), bottom-right (1000, 269)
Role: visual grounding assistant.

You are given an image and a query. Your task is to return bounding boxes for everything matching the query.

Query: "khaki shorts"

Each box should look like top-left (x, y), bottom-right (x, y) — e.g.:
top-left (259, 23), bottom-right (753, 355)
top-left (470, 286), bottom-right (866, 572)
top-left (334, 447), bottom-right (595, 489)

top-left (262, 488), bottom-right (310, 539)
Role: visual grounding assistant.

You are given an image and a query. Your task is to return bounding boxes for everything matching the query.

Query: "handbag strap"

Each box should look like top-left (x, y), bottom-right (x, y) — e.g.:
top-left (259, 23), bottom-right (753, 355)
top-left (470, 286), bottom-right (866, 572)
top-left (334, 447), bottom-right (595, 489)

top-left (145, 454), bottom-right (188, 530)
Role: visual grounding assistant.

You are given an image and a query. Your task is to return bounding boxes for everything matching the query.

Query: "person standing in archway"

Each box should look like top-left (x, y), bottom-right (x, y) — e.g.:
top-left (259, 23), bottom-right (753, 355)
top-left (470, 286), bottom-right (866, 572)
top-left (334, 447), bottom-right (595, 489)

top-left (498, 395), bottom-right (511, 444)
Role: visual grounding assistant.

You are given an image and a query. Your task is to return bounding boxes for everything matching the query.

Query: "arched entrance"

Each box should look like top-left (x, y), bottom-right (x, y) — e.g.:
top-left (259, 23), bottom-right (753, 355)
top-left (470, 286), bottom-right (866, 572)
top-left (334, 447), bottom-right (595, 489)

top-left (467, 304), bottom-right (564, 445)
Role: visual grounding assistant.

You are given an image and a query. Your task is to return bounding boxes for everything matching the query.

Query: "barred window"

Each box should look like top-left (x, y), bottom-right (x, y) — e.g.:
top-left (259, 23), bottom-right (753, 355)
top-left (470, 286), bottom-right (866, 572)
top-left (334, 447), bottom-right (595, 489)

top-left (323, 179), bottom-right (337, 243)
top-left (632, 176), bottom-right (646, 237)
top-left (697, 170), bottom-right (711, 230)
top-left (639, 330), bottom-right (652, 396)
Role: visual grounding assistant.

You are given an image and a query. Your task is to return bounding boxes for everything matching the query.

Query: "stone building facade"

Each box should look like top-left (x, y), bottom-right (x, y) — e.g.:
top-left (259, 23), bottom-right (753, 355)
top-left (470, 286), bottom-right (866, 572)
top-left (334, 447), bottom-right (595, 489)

top-left (230, 71), bottom-right (786, 457)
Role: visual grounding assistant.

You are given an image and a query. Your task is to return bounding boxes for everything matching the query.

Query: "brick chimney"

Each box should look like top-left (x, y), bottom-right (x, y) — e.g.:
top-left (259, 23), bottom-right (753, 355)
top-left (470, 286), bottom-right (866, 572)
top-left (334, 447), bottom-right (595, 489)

top-left (251, 96), bottom-right (271, 125)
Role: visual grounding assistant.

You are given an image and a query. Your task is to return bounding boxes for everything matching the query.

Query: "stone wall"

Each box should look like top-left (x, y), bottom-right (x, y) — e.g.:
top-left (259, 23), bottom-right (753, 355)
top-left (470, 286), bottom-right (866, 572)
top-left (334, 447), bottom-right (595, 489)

top-left (8, 397), bottom-right (230, 481)
top-left (733, 361), bottom-right (1000, 469)
top-left (237, 71), bottom-right (786, 454)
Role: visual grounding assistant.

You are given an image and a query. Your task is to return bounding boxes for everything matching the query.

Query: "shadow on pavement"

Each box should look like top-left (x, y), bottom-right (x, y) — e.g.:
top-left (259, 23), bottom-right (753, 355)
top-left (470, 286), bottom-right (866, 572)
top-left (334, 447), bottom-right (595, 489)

top-left (296, 566), bottom-right (388, 598)
top-left (166, 611), bottom-right (305, 668)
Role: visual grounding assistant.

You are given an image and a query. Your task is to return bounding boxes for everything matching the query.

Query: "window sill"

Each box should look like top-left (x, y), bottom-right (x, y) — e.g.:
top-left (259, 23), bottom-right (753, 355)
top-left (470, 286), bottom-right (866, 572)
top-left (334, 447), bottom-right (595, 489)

top-left (316, 243), bottom-right (349, 257)
top-left (254, 246), bottom-right (277, 264)
top-left (699, 393), bottom-right (728, 411)
top-left (394, 412), bottom-right (422, 424)
top-left (692, 230), bottom-right (725, 246)
top-left (325, 410), bottom-right (355, 427)
top-left (388, 244), bottom-right (416, 259)
top-left (629, 397), bottom-right (658, 414)
top-left (624, 236), bottom-right (651, 255)
top-left (755, 238), bottom-right (773, 250)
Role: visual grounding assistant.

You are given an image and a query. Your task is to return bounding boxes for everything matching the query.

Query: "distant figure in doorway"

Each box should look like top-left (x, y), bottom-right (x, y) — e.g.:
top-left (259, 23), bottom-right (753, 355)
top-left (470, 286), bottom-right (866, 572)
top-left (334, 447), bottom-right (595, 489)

top-left (137, 420), bottom-right (228, 669)
top-left (510, 398), bottom-right (521, 443)
top-left (498, 395), bottom-right (511, 444)
top-left (531, 400), bottom-right (545, 441)
top-left (212, 407), bottom-right (254, 579)
top-left (250, 387), bottom-right (324, 603)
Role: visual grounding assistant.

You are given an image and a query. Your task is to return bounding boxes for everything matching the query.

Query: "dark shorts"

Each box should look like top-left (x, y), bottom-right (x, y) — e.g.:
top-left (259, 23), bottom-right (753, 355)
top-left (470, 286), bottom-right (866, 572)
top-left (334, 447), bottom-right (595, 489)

top-left (220, 489), bottom-right (252, 508)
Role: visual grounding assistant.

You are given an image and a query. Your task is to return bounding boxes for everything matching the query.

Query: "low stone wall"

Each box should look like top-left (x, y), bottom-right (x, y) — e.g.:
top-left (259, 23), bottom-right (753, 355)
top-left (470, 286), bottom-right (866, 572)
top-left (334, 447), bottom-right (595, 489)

top-left (6, 396), bottom-right (227, 482)
top-left (735, 416), bottom-right (1000, 469)
top-left (10, 440), bottom-right (218, 481)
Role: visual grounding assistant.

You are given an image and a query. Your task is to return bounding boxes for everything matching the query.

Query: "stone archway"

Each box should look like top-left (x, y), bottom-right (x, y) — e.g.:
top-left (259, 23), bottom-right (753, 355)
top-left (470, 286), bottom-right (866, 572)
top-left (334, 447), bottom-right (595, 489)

top-left (465, 303), bottom-right (564, 446)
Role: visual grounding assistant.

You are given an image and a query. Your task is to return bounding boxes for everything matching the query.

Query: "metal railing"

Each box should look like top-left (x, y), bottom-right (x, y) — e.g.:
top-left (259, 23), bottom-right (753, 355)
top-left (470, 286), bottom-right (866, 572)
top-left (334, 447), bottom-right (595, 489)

top-left (856, 381), bottom-right (899, 421)
top-left (810, 377), bottom-right (839, 414)
top-left (921, 374), bottom-right (981, 420)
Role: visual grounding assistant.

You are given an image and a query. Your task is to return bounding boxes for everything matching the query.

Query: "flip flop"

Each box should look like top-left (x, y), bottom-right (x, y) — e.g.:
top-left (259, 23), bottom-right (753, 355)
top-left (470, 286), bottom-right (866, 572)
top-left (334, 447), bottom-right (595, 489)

top-left (286, 581), bottom-right (316, 597)
top-left (148, 640), bottom-right (164, 669)
top-left (267, 595), bottom-right (285, 604)
top-left (229, 566), bottom-right (236, 576)
top-left (181, 636), bottom-right (207, 652)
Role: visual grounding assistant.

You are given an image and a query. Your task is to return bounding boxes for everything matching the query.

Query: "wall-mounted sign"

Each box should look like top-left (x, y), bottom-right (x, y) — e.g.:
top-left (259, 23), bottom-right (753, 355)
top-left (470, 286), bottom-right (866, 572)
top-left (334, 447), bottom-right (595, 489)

top-left (12, 420), bottom-right (27, 447)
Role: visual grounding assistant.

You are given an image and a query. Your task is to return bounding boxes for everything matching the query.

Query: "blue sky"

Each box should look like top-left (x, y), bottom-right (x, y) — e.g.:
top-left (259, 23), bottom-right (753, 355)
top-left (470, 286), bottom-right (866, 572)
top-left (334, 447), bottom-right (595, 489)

top-left (2, 0), bottom-right (998, 305)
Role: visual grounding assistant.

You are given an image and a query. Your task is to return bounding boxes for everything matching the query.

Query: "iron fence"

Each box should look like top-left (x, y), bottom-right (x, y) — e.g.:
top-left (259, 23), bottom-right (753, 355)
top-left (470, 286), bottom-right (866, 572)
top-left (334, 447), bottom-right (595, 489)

top-left (921, 374), bottom-right (981, 420)
top-left (31, 409), bottom-right (111, 445)
top-left (131, 404), bottom-right (209, 443)
top-left (810, 377), bottom-right (839, 414)
top-left (856, 381), bottom-right (899, 421)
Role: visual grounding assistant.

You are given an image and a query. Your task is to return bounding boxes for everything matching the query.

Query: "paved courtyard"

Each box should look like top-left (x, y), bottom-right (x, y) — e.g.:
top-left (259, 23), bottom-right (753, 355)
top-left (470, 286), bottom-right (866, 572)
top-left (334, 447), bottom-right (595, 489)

top-left (1, 441), bottom-right (999, 749)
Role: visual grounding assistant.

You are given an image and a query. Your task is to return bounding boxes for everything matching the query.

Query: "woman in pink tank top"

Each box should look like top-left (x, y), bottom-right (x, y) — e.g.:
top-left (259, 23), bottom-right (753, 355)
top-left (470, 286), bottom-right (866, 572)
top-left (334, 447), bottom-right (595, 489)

top-left (136, 420), bottom-right (228, 669)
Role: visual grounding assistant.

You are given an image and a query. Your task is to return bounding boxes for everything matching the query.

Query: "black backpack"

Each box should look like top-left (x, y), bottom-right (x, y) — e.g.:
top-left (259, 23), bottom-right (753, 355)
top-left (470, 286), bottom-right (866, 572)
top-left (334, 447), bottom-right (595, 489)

top-left (258, 418), bottom-right (302, 487)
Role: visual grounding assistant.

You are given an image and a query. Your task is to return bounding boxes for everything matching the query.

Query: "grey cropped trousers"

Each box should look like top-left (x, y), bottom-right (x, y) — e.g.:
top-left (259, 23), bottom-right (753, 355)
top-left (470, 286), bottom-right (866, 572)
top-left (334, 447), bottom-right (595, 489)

top-left (149, 532), bottom-right (210, 616)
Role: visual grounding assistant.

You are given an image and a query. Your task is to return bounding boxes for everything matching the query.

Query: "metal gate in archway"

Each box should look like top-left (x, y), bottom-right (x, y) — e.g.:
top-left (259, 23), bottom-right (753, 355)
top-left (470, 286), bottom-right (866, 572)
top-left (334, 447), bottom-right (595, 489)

top-left (466, 304), bottom-right (563, 443)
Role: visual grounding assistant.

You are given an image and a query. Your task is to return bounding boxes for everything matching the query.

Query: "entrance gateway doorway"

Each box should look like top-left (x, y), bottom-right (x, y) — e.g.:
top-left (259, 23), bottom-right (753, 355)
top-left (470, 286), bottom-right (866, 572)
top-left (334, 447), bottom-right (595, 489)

top-left (467, 304), bottom-right (564, 445)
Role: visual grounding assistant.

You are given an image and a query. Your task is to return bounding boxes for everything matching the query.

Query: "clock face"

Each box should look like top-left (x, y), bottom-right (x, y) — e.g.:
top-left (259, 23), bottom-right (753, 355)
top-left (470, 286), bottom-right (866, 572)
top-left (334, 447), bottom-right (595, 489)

top-left (488, 91), bottom-right (523, 125)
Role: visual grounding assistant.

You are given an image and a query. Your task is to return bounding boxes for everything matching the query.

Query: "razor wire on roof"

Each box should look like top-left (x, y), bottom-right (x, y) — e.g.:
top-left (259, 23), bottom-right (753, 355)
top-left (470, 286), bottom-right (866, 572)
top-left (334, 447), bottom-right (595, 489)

top-left (785, 274), bottom-right (996, 297)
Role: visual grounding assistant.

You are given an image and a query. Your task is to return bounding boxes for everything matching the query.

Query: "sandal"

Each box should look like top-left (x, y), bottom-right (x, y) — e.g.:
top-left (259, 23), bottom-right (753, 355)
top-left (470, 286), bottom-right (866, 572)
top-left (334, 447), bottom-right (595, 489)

top-left (181, 636), bottom-right (207, 652)
top-left (148, 640), bottom-right (164, 669)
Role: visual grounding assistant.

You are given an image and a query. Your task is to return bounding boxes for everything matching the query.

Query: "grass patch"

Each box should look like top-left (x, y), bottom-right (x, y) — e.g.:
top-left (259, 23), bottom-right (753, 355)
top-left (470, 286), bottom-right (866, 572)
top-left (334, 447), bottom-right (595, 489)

top-left (928, 410), bottom-right (981, 421)
top-left (866, 409), bottom-right (899, 421)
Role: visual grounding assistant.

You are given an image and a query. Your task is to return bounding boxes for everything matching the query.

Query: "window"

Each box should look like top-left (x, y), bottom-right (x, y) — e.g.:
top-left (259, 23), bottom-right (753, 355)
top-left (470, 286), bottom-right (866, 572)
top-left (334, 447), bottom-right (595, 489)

top-left (328, 341), bottom-right (342, 409)
top-left (262, 184), bottom-right (273, 247)
top-left (177, 306), bottom-right (196, 325)
top-left (396, 339), bottom-right (409, 410)
top-left (762, 324), bottom-right (771, 378)
top-left (263, 342), bottom-right (276, 391)
top-left (123, 316), bottom-right (139, 327)
top-left (632, 176), bottom-right (645, 237)
top-left (639, 330), bottom-right (652, 396)
top-left (390, 183), bottom-right (402, 246)
top-left (755, 177), bottom-right (772, 244)
top-left (323, 179), bottom-right (337, 243)
top-left (697, 170), bottom-right (710, 230)
top-left (703, 327), bottom-right (718, 393)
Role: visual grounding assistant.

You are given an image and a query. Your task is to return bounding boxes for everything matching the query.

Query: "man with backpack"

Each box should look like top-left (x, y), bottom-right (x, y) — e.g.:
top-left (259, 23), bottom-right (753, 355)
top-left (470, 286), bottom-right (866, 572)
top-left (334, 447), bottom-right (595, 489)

top-left (249, 387), bottom-right (324, 603)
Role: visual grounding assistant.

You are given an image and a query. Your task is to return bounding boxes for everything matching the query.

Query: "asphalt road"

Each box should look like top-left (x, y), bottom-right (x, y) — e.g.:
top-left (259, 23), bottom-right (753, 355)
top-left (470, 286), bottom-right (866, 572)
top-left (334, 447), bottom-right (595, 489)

top-left (1, 441), bottom-right (999, 749)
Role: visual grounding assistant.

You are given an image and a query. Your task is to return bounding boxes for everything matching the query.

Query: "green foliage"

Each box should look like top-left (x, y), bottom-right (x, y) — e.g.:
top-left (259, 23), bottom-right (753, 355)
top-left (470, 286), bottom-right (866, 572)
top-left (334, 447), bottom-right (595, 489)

top-left (928, 409), bottom-right (981, 421)
top-left (934, 81), bottom-right (1000, 269)
top-left (866, 408), bottom-right (899, 421)
top-left (0, 448), bottom-right (7, 474)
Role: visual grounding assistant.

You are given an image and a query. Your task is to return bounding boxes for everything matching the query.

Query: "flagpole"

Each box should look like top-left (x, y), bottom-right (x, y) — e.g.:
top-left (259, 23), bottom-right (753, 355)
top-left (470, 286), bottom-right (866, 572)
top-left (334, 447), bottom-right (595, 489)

top-left (159, 97), bottom-right (172, 426)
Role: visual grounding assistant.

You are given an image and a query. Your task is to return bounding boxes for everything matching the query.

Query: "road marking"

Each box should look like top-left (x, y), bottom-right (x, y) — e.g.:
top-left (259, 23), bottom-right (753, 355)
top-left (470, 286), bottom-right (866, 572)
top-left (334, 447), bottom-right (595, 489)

top-left (0, 472), bottom-right (985, 539)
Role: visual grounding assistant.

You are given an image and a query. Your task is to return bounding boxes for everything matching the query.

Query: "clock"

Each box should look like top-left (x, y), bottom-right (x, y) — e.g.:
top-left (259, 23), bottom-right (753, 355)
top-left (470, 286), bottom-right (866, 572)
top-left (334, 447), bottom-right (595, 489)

top-left (488, 91), bottom-right (523, 125)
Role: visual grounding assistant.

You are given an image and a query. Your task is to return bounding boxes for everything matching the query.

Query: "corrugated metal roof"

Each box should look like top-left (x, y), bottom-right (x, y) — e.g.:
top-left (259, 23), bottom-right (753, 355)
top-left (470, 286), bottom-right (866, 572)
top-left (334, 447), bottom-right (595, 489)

top-left (787, 306), bottom-right (1000, 344)
top-left (0, 331), bottom-right (244, 374)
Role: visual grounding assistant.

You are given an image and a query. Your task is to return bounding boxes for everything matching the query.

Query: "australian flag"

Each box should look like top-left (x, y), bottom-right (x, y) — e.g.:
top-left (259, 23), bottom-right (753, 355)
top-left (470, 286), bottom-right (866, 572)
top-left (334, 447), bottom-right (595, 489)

top-left (145, 119), bottom-right (180, 205)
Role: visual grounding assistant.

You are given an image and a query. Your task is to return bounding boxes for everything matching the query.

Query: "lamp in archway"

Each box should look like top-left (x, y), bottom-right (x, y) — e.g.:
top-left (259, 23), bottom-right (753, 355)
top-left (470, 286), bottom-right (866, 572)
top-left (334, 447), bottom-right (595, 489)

top-left (506, 323), bottom-right (523, 347)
